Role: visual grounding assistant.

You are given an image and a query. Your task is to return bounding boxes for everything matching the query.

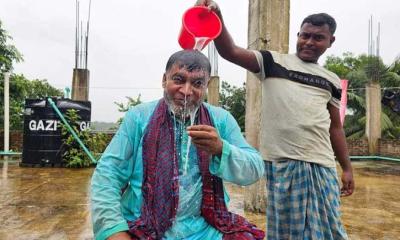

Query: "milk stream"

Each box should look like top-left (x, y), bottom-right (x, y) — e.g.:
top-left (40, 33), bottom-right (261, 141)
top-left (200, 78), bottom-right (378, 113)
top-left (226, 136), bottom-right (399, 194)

top-left (193, 37), bottom-right (209, 51)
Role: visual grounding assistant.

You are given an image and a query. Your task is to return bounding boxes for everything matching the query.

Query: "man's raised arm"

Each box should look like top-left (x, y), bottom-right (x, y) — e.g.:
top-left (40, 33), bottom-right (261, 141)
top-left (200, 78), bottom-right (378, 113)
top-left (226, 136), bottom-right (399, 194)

top-left (195, 0), bottom-right (260, 73)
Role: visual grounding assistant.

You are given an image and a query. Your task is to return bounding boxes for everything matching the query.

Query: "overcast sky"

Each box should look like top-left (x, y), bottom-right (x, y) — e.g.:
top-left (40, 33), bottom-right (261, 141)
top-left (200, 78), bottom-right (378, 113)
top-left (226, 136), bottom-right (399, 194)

top-left (1, 0), bottom-right (399, 122)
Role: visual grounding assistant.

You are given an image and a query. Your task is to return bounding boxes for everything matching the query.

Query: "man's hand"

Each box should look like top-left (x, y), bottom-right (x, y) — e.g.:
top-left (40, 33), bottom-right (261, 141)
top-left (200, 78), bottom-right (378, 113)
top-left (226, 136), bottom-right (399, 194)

top-left (340, 170), bottom-right (354, 197)
top-left (195, 0), bottom-right (220, 12)
top-left (187, 125), bottom-right (223, 157)
top-left (107, 232), bottom-right (131, 240)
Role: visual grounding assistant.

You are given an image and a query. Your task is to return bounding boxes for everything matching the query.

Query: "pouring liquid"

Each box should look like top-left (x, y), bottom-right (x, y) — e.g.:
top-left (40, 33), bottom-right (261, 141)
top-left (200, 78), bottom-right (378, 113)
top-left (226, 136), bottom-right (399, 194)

top-left (193, 37), bottom-right (209, 51)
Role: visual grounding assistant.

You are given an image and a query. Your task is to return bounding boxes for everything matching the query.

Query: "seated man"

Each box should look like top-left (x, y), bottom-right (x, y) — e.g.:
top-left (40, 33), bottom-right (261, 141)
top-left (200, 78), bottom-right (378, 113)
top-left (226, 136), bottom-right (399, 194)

top-left (91, 50), bottom-right (265, 240)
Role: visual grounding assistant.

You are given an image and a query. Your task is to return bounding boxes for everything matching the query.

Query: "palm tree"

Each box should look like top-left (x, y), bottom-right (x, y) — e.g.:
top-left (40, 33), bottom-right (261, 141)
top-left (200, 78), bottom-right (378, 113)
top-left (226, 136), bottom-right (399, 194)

top-left (325, 53), bottom-right (400, 139)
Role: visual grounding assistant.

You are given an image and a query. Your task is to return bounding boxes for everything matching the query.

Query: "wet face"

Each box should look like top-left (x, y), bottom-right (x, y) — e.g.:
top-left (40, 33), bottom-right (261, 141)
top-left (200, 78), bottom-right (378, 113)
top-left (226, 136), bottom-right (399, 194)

top-left (163, 62), bottom-right (209, 118)
top-left (296, 23), bottom-right (335, 63)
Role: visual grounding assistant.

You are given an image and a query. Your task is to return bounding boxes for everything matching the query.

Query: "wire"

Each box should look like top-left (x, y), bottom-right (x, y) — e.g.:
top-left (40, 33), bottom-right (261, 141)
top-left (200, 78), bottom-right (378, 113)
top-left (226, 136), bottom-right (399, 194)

top-left (2, 80), bottom-right (400, 91)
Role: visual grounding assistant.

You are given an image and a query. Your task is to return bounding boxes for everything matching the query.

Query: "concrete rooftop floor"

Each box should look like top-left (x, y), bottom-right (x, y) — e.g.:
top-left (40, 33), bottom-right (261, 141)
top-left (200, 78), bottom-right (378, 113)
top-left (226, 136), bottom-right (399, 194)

top-left (0, 159), bottom-right (399, 240)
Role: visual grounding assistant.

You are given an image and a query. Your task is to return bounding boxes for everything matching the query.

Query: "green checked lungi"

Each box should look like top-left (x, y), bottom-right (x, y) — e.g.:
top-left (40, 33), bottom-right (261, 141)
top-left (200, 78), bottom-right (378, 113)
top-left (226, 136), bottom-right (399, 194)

top-left (265, 159), bottom-right (348, 240)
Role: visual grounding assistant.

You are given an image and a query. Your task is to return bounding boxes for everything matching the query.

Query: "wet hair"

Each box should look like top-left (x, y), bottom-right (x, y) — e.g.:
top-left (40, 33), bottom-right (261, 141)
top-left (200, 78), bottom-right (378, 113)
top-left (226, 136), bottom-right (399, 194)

top-left (165, 50), bottom-right (211, 74)
top-left (301, 13), bottom-right (336, 35)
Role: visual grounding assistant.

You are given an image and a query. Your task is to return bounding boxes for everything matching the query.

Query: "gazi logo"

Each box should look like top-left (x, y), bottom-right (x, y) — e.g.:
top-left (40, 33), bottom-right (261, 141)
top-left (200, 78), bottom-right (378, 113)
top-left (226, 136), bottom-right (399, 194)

top-left (28, 120), bottom-right (90, 131)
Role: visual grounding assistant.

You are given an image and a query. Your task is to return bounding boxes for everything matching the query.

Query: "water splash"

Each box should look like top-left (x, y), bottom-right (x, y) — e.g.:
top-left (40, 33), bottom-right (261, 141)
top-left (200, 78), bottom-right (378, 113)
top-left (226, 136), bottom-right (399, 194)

top-left (183, 108), bottom-right (197, 175)
top-left (181, 86), bottom-right (199, 175)
top-left (193, 37), bottom-right (209, 51)
top-left (171, 110), bottom-right (178, 165)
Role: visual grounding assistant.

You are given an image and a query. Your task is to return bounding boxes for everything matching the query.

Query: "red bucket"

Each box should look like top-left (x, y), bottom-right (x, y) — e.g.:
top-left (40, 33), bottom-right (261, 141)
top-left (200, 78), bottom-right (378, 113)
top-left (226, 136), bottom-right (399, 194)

top-left (178, 6), bottom-right (222, 50)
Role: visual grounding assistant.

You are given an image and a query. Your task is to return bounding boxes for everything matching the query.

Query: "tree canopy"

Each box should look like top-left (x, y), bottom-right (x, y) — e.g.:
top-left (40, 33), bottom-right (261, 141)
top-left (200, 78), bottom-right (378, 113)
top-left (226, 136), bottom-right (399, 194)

top-left (0, 20), bottom-right (22, 72)
top-left (0, 74), bottom-right (63, 130)
top-left (114, 95), bottom-right (142, 125)
top-left (219, 81), bottom-right (246, 132)
top-left (325, 52), bottom-right (400, 139)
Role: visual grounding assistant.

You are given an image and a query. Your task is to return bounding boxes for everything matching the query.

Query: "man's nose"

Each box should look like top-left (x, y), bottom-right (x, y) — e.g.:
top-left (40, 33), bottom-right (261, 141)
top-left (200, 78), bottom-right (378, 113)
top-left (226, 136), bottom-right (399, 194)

top-left (305, 37), bottom-right (315, 46)
top-left (180, 82), bottom-right (194, 95)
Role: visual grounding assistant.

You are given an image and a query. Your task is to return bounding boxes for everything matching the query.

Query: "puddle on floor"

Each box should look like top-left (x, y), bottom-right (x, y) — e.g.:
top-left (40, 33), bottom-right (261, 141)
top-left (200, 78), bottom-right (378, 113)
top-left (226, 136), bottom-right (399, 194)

top-left (1, 160), bottom-right (399, 239)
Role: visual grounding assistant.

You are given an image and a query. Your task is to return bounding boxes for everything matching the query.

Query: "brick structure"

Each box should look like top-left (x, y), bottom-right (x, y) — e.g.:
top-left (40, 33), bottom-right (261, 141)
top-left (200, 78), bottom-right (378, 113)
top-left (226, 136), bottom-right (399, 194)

top-left (0, 130), bottom-right (114, 153)
top-left (0, 130), bottom-right (23, 152)
top-left (347, 138), bottom-right (369, 156)
top-left (346, 139), bottom-right (400, 158)
top-left (2, 130), bottom-right (399, 158)
top-left (378, 139), bottom-right (400, 157)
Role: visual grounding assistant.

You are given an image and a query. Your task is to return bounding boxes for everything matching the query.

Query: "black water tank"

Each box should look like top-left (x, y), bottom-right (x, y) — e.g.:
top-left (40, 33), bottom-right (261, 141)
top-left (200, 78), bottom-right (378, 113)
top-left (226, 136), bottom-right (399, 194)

top-left (21, 98), bottom-right (91, 166)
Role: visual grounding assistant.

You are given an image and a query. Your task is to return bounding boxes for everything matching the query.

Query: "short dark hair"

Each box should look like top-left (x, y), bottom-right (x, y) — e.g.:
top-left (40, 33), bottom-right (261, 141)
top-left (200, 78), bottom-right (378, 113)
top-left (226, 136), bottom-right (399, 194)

top-left (165, 50), bottom-right (211, 74)
top-left (301, 13), bottom-right (336, 35)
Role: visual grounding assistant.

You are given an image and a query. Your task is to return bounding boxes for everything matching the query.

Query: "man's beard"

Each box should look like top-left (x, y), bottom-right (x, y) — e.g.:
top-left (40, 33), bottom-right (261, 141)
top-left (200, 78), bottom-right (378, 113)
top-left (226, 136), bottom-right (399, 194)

top-left (164, 92), bottom-right (203, 120)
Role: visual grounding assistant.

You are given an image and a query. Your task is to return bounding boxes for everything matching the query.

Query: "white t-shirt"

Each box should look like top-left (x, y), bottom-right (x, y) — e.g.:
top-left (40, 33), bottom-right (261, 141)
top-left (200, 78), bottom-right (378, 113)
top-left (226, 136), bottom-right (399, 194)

top-left (254, 50), bottom-right (342, 168)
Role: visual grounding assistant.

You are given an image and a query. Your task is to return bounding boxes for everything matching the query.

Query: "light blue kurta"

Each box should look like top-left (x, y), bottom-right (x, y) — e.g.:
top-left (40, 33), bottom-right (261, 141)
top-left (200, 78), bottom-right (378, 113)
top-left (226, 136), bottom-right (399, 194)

top-left (91, 100), bottom-right (265, 240)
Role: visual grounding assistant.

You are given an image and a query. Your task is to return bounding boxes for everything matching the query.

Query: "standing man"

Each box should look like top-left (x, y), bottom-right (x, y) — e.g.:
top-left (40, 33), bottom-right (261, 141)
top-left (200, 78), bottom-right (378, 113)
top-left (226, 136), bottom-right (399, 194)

top-left (196, 1), bottom-right (355, 239)
top-left (91, 50), bottom-right (265, 240)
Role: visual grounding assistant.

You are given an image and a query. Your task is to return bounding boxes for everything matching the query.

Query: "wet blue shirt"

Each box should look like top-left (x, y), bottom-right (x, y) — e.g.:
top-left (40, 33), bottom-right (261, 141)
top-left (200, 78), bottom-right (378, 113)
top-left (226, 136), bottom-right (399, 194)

top-left (91, 100), bottom-right (265, 240)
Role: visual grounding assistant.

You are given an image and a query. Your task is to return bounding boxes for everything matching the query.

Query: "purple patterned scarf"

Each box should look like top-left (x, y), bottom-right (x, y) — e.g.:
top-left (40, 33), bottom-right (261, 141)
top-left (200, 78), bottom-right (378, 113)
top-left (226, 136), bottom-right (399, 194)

top-left (128, 99), bottom-right (265, 240)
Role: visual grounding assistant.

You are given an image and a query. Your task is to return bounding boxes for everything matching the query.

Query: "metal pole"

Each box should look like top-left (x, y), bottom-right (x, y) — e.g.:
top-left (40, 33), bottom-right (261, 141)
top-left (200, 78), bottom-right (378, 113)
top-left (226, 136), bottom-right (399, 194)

top-left (75, 0), bottom-right (79, 69)
top-left (80, 21), bottom-right (83, 68)
top-left (4, 72), bottom-right (10, 153)
top-left (85, 0), bottom-right (92, 69)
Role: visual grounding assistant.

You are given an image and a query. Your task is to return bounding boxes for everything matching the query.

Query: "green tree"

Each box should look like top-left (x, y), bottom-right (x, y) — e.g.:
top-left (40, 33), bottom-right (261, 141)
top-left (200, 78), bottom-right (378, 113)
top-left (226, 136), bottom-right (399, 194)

top-left (114, 95), bottom-right (142, 125)
top-left (324, 52), bottom-right (363, 79)
top-left (388, 56), bottom-right (400, 75)
top-left (61, 109), bottom-right (109, 168)
top-left (219, 81), bottom-right (246, 132)
top-left (0, 74), bottom-right (63, 130)
top-left (0, 20), bottom-right (23, 72)
top-left (325, 53), bottom-right (400, 139)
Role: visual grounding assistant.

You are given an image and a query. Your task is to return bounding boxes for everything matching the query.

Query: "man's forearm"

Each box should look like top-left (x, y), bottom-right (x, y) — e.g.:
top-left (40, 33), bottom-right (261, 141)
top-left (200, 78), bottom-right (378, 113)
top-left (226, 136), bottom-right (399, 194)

top-left (212, 9), bottom-right (239, 62)
top-left (197, 0), bottom-right (260, 72)
top-left (330, 127), bottom-right (352, 172)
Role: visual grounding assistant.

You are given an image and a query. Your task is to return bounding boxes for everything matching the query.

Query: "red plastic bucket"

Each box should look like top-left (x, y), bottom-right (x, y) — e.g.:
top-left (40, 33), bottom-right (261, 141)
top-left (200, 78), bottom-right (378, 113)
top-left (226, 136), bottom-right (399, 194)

top-left (178, 6), bottom-right (222, 50)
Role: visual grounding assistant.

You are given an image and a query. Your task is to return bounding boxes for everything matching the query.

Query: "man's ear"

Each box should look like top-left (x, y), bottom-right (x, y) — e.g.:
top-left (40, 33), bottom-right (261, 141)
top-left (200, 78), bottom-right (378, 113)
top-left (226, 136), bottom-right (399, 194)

top-left (329, 36), bottom-right (336, 47)
top-left (162, 74), bottom-right (167, 88)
